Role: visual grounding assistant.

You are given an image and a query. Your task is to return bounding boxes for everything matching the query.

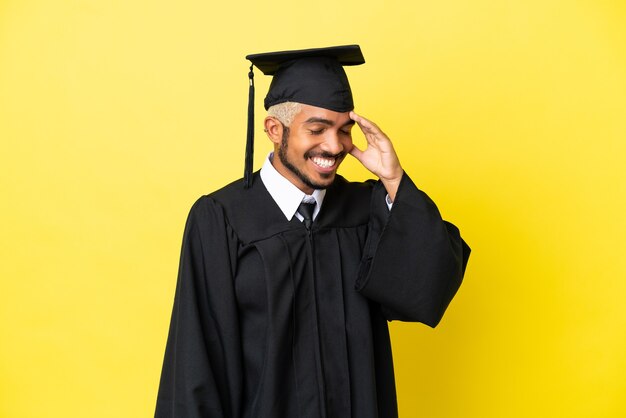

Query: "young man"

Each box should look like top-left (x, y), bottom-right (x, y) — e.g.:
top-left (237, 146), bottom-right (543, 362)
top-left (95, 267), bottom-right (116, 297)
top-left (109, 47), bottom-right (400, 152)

top-left (155, 45), bottom-right (470, 418)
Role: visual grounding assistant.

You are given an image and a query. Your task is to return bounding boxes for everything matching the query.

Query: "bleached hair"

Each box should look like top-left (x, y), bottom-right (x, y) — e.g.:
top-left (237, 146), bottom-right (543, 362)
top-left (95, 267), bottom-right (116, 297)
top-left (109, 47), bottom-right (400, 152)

top-left (267, 102), bottom-right (302, 127)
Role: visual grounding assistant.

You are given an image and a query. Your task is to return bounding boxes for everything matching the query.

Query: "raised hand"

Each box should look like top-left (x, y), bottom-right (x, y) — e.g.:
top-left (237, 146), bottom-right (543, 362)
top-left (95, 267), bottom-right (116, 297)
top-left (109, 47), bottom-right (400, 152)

top-left (349, 111), bottom-right (404, 201)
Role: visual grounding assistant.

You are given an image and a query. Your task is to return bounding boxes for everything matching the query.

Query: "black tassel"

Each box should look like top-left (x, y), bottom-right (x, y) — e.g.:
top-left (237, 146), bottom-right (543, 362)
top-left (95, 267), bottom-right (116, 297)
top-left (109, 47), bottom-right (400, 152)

top-left (244, 64), bottom-right (255, 189)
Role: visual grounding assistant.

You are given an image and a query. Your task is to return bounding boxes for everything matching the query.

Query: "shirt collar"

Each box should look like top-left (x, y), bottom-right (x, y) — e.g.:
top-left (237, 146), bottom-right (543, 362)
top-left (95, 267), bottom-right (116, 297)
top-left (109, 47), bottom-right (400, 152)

top-left (260, 152), bottom-right (326, 221)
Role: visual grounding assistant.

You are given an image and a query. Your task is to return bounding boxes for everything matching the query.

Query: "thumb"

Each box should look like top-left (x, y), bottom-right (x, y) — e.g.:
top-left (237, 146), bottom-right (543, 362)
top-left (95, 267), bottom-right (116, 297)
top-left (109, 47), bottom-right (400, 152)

top-left (349, 143), bottom-right (365, 162)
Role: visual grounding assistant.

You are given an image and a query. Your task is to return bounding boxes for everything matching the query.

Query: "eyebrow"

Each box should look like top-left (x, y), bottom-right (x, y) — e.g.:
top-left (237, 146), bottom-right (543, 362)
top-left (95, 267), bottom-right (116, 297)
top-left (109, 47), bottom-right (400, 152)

top-left (304, 117), bottom-right (355, 128)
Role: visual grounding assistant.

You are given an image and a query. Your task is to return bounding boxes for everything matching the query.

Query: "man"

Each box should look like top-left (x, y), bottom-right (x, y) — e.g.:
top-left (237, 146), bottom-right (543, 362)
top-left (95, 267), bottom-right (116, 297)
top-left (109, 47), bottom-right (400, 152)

top-left (155, 45), bottom-right (470, 418)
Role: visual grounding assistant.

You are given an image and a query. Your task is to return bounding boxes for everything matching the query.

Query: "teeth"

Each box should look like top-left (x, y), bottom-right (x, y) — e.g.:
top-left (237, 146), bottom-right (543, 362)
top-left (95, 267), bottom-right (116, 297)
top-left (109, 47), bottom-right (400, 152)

top-left (312, 157), bottom-right (335, 168)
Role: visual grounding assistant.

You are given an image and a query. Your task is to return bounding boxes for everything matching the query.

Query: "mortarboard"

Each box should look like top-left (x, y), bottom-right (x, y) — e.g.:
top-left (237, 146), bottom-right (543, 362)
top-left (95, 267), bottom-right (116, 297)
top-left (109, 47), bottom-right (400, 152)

top-left (243, 45), bottom-right (366, 188)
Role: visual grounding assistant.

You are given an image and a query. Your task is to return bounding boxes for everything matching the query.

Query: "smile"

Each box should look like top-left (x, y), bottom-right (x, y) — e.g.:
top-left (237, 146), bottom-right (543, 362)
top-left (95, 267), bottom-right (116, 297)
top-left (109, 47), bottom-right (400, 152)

top-left (311, 156), bottom-right (336, 168)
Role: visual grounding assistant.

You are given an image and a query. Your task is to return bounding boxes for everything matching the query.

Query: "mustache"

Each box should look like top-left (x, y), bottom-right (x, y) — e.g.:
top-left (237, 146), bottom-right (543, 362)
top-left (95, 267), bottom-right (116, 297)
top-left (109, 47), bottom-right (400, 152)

top-left (304, 150), bottom-right (347, 160)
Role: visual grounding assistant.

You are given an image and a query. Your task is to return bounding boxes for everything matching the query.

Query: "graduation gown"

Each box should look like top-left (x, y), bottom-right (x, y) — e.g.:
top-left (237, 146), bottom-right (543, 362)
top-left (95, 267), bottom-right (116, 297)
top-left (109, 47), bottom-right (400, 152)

top-left (155, 172), bottom-right (470, 418)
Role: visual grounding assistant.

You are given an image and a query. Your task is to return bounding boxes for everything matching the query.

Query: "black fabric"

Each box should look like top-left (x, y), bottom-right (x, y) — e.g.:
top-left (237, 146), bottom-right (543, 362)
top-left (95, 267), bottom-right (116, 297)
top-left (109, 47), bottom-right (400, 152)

top-left (246, 45), bottom-right (365, 111)
top-left (155, 172), bottom-right (470, 418)
top-left (246, 45), bottom-right (365, 76)
top-left (262, 56), bottom-right (354, 111)
top-left (244, 64), bottom-right (255, 189)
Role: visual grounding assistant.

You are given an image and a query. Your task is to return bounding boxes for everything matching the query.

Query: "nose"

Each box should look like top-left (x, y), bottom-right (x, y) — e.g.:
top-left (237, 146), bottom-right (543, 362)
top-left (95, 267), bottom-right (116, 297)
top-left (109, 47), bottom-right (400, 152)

top-left (320, 131), bottom-right (345, 155)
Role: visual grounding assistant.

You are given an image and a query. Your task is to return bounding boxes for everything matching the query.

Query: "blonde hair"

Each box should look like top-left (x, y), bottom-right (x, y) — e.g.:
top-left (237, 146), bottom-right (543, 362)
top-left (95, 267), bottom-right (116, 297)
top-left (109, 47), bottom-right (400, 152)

top-left (267, 101), bottom-right (302, 127)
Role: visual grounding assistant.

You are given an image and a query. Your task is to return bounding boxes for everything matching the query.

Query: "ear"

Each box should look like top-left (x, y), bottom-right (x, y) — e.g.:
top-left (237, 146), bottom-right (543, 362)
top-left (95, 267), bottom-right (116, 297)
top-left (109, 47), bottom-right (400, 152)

top-left (264, 116), bottom-right (284, 146)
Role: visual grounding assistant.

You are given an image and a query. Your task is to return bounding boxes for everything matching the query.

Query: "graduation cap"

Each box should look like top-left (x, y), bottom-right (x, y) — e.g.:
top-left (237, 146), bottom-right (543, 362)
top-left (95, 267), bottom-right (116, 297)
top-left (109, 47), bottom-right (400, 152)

top-left (243, 45), bottom-right (365, 188)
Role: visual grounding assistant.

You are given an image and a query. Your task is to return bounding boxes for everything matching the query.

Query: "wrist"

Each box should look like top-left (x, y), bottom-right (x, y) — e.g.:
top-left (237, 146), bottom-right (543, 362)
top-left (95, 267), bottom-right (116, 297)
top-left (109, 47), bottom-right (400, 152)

top-left (380, 170), bottom-right (404, 202)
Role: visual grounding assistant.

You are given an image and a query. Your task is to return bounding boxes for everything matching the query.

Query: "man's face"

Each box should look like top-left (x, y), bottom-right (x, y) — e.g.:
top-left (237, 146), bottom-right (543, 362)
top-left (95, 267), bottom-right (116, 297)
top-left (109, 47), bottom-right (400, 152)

top-left (273, 104), bottom-right (355, 194)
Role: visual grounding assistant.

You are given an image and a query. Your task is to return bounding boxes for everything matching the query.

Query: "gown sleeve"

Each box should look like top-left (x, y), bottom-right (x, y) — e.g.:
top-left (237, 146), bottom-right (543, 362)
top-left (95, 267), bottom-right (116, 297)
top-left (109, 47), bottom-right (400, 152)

top-left (155, 196), bottom-right (242, 418)
top-left (355, 173), bottom-right (471, 327)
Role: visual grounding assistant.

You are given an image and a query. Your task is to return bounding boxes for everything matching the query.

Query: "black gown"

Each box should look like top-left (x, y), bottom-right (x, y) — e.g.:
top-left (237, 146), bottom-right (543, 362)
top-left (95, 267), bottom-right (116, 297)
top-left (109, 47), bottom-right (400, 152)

top-left (155, 172), bottom-right (470, 418)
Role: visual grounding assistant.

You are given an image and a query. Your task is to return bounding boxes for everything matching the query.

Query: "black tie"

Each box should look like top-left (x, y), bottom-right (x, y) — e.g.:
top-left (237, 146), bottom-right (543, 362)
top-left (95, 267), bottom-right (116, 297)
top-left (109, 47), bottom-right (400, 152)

top-left (298, 201), bottom-right (316, 231)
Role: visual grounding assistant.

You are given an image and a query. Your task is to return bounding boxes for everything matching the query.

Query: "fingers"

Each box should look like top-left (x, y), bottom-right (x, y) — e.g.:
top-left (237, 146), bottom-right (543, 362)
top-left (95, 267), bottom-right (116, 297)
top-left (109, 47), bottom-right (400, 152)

top-left (350, 111), bottom-right (381, 135)
top-left (350, 111), bottom-right (387, 147)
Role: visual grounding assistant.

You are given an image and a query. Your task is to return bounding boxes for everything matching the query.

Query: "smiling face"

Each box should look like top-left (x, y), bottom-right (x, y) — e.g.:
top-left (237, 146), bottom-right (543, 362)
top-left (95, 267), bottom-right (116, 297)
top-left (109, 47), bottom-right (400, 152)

top-left (267, 104), bottom-right (355, 194)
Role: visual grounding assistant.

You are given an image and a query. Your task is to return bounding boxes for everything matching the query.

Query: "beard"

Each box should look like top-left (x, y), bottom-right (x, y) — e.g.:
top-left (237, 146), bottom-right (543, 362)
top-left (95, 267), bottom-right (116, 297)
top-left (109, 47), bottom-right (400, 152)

top-left (277, 127), bottom-right (344, 191)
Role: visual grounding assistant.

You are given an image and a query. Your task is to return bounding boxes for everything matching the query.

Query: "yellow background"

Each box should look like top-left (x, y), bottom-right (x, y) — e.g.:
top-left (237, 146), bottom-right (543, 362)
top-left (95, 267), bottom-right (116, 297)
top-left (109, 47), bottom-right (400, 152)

top-left (1, 0), bottom-right (625, 417)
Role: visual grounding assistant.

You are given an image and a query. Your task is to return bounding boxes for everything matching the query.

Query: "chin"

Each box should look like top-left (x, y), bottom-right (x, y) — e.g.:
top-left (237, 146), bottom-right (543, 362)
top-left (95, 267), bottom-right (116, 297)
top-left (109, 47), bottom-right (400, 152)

top-left (297, 171), bottom-right (335, 191)
top-left (313, 173), bottom-right (337, 189)
top-left (318, 172), bottom-right (335, 182)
